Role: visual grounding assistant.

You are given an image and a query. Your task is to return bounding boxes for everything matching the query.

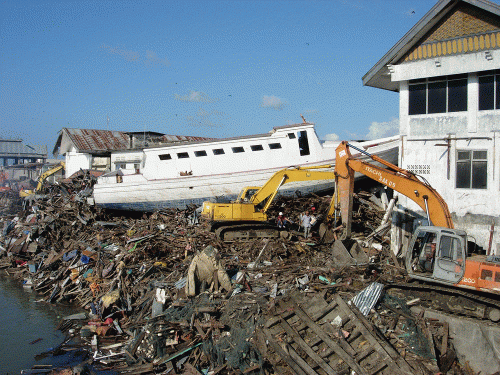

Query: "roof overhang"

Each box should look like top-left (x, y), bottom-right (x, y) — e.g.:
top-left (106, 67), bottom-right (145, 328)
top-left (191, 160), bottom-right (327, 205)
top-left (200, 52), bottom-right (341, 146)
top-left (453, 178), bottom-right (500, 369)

top-left (362, 0), bottom-right (500, 92)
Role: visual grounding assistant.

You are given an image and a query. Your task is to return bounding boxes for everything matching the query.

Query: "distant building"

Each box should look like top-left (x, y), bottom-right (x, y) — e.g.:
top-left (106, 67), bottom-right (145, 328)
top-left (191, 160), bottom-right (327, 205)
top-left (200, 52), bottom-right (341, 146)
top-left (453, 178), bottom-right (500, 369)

top-left (0, 139), bottom-right (47, 180)
top-left (53, 128), bottom-right (216, 178)
top-left (364, 0), bottom-right (500, 252)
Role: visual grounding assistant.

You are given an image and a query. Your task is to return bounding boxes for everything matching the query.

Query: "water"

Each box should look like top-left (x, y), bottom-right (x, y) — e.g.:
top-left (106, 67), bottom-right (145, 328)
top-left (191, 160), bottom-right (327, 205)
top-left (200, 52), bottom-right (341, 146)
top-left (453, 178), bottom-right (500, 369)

top-left (0, 275), bottom-right (86, 375)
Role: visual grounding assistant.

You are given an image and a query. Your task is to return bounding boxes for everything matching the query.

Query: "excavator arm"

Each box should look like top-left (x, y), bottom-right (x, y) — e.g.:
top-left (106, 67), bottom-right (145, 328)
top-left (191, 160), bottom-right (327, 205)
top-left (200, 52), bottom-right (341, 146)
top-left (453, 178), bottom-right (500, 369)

top-left (335, 141), bottom-right (453, 238)
top-left (35, 162), bottom-right (66, 191)
top-left (20, 161), bottom-right (66, 198)
top-left (249, 165), bottom-right (336, 212)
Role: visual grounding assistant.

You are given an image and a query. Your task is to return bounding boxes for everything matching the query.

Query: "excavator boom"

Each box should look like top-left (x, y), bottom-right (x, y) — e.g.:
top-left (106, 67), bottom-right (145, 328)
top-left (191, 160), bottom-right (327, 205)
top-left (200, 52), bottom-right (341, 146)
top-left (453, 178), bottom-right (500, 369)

top-left (335, 141), bottom-right (453, 237)
top-left (202, 165), bottom-right (338, 240)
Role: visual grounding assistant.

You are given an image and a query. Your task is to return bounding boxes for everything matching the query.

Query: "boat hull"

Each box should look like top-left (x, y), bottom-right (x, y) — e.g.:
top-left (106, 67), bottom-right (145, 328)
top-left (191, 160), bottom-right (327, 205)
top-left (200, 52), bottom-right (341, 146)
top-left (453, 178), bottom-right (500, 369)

top-left (93, 145), bottom-right (399, 212)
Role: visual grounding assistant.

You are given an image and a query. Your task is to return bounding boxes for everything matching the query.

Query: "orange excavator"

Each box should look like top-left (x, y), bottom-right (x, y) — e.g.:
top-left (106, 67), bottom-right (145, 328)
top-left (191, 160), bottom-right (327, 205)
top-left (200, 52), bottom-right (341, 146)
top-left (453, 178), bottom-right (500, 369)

top-left (334, 141), bottom-right (500, 320)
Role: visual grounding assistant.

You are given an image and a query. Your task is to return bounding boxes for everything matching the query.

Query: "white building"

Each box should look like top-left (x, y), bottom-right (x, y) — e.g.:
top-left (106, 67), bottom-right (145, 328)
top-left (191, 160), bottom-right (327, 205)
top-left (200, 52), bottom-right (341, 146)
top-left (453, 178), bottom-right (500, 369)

top-left (53, 128), bottom-right (213, 178)
top-left (364, 0), bottom-right (500, 253)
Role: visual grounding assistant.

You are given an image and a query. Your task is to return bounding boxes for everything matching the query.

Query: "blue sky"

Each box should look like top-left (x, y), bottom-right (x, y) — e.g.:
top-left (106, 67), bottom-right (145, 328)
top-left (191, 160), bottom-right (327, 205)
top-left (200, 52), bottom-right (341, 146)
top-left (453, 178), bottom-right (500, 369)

top-left (1, 0), bottom-right (448, 153)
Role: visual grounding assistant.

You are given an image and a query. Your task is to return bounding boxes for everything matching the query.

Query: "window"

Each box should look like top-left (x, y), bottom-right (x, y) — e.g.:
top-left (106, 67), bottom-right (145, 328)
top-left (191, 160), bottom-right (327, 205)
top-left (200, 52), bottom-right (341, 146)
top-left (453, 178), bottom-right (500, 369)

top-left (177, 152), bottom-right (189, 159)
top-left (194, 150), bottom-right (207, 157)
top-left (409, 74), bottom-right (467, 115)
top-left (269, 143), bottom-right (282, 149)
top-left (159, 154), bottom-right (171, 160)
top-left (298, 130), bottom-right (310, 156)
top-left (456, 150), bottom-right (487, 189)
top-left (479, 70), bottom-right (500, 110)
top-left (213, 148), bottom-right (225, 155)
top-left (232, 146), bottom-right (245, 153)
top-left (116, 163), bottom-right (126, 169)
top-left (288, 132), bottom-right (296, 139)
top-left (250, 145), bottom-right (264, 151)
top-left (134, 163), bottom-right (140, 174)
top-left (481, 269), bottom-right (493, 281)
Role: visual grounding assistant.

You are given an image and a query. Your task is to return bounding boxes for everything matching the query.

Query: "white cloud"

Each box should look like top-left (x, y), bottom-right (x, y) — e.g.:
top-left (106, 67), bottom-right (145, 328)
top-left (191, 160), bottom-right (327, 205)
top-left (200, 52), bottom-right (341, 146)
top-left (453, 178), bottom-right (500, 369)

top-left (323, 133), bottom-right (339, 142)
top-left (366, 118), bottom-right (399, 140)
top-left (260, 95), bottom-right (287, 111)
top-left (174, 91), bottom-right (217, 103)
top-left (100, 44), bottom-right (170, 68)
top-left (100, 44), bottom-right (139, 62)
top-left (145, 50), bottom-right (170, 67)
top-left (185, 108), bottom-right (225, 128)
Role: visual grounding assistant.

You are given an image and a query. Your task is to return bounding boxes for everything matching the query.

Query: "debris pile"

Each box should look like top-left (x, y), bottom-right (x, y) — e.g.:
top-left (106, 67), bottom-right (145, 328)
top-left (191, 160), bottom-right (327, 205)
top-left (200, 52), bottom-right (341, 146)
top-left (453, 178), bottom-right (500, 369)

top-left (0, 183), bottom-right (487, 374)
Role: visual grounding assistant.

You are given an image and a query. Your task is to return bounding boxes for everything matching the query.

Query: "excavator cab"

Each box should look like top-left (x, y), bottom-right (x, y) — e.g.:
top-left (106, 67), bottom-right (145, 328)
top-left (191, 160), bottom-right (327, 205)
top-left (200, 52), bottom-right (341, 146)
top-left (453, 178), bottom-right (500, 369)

top-left (406, 226), bottom-right (467, 285)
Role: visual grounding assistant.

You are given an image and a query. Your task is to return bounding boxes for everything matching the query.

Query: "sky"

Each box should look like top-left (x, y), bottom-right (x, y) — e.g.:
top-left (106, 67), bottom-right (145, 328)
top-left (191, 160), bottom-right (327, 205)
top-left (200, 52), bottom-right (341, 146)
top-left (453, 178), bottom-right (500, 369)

top-left (1, 0), bottom-right (455, 154)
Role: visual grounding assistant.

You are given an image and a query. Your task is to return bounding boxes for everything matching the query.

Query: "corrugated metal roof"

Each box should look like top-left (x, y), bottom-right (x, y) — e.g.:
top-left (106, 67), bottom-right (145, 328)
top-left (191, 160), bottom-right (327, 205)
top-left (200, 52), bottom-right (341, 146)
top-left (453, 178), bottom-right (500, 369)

top-left (161, 134), bottom-right (217, 143)
top-left (64, 128), bottom-right (130, 152)
top-left (0, 139), bottom-right (47, 157)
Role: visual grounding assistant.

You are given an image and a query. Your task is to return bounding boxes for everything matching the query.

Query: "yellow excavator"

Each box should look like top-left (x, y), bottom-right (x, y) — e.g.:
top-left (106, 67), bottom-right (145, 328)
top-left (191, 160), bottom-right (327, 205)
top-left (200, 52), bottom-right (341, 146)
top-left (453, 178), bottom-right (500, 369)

top-left (19, 161), bottom-right (66, 198)
top-left (201, 166), bottom-right (337, 241)
top-left (203, 140), bottom-right (454, 244)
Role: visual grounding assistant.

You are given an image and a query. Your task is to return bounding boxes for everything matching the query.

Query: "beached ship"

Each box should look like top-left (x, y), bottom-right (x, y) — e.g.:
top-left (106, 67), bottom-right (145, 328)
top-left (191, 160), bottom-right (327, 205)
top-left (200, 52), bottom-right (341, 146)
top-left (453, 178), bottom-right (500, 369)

top-left (92, 121), bottom-right (399, 211)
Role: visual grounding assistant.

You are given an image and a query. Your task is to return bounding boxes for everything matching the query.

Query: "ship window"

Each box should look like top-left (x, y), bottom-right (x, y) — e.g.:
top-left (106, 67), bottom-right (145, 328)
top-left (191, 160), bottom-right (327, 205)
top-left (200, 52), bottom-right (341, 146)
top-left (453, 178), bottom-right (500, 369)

top-left (269, 143), bottom-right (282, 149)
top-left (481, 269), bottom-right (493, 281)
top-left (194, 150), bottom-right (207, 157)
top-left (232, 146), bottom-right (245, 153)
top-left (134, 163), bottom-right (140, 174)
top-left (495, 272), bottom-right (500, 282)
top-left (251, 145), bottom-right (264, 151)
top-left (177, 152), bottom-right (189, 159)
top-left (288, 132), bottom-right (296, 139)
top-left (213, 148), bottom-right (225, 155)
top-left (298, 130), bottom-right (310, 156)
top-left (456, 150), bottom-right (487, 189)
top-left (159, 154), bottom-right (171, 160)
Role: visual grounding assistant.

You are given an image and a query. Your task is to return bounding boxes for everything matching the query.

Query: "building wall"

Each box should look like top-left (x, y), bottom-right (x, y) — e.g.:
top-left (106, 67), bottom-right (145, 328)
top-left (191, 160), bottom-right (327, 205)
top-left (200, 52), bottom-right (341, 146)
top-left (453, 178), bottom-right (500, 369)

top-left (65, 148), bottom-right (92, 178)
top-left (394, 50), bottom-right (500, 253)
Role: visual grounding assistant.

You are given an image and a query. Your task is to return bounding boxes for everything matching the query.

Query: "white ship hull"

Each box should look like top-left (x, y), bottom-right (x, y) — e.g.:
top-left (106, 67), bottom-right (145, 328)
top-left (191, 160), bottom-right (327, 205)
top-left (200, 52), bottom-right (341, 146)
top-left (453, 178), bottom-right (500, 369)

top-left (93, 123), bottom-right (399, 211)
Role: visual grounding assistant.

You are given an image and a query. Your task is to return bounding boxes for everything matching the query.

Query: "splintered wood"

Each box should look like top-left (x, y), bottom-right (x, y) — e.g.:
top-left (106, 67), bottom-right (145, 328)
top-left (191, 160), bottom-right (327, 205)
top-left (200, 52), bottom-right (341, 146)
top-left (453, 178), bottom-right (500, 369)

top-left (262, 293), bottom-right (414, 375)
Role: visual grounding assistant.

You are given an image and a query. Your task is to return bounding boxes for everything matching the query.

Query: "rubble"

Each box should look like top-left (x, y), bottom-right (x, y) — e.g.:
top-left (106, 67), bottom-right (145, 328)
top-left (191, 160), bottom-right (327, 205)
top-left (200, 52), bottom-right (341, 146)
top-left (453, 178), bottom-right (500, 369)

top-left (0, 179), bottom-right (488, 374)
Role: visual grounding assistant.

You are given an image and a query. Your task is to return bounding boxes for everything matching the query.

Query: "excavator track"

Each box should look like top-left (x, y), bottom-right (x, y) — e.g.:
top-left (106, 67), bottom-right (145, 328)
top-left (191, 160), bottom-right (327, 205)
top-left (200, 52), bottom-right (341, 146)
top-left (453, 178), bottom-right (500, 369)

top-left (215, 224), bottom-right (280, 242)
top-left (384, 280), bottom-right (500, 322)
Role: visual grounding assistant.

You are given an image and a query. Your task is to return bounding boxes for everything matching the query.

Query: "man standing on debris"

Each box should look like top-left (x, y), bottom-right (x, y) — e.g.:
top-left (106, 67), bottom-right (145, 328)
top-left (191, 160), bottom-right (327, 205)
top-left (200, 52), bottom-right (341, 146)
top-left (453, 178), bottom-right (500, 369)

top-left (301, 210), bottom-right (312, 239)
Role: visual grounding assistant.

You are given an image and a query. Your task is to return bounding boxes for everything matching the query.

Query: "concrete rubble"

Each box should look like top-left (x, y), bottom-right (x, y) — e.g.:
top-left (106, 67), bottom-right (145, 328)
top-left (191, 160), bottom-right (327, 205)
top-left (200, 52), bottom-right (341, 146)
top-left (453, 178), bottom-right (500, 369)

top-left (0, 178), bottom-right (496, 375)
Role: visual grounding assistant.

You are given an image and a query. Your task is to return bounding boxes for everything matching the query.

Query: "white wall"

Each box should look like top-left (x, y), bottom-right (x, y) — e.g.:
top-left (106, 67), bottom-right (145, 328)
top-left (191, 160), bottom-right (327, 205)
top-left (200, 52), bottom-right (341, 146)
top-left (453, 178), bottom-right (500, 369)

top-left (65, 149), bottom-right (92, 178)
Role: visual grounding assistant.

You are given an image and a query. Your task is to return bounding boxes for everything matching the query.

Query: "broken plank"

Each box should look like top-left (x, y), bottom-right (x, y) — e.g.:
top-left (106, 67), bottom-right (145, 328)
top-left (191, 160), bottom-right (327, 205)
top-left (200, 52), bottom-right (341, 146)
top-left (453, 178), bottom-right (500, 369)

top-left (278, 318), bottom-right (336, 375)
top-left (263, 328), bottom-right (309, 375)
top-left (288, 298), bottom-right (368, 375)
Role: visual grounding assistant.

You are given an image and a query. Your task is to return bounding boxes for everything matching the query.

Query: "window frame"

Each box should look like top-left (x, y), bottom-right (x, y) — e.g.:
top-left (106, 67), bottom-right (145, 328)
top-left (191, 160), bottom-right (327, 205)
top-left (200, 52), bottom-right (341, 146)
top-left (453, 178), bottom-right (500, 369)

top-left (194, 150), bottom-right (207, 157)
top-left (159, 154), bottom-right (172, 161)
top-left (212, 148), bottom-right (225, 155)
top-left (478, 70), bottom-right (500, 111)
top-left (455, 149), bottom-right (488, 189)
top-left (232, 146), bottom-right (245, 153)
top-left (269, 143), bottom-right (282, 150)
top-left (409, 74), bottom-right (467, 115)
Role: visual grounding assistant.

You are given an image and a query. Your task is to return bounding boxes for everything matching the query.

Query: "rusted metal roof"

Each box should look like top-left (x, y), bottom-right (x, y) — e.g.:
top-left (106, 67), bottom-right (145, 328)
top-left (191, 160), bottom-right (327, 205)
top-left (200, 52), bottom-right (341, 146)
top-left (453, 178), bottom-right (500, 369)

top-left (64, 128), bottom-right (130, 152)
top-left (53, 128), bottom-right (218, 155)
top-left (161, 134), bottom-right (217, 143)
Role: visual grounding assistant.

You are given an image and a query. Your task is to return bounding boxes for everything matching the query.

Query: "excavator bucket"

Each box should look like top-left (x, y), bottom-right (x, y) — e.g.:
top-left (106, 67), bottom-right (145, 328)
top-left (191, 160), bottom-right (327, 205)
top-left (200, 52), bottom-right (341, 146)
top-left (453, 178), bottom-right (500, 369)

top-left (318, 223), bottom-right (336, 244)
top-left (331, 239), bottom-right (369, 267)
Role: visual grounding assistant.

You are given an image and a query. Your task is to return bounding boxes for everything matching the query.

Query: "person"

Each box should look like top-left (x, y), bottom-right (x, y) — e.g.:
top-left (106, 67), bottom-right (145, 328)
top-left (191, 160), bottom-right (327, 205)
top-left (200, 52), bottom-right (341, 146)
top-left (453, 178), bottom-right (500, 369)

top-left (276, 212), bottom-right (292, 229)
top-left (419, 234), bottom-right (436, 272)
top-left (301, 211), bottom-right (312, 239)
